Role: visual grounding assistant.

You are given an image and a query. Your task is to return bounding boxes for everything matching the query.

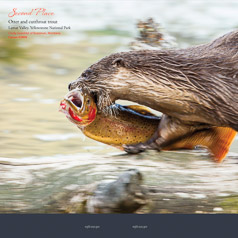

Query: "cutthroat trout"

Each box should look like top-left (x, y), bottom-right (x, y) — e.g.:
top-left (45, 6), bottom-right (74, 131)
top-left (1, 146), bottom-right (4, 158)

top-left (59, 89), bottom-right (236, 162)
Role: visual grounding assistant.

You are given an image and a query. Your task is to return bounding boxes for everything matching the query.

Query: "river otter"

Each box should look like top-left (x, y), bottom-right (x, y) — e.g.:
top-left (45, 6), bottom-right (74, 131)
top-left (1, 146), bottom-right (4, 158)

top-left (68, 30), bottom-right (238, 153)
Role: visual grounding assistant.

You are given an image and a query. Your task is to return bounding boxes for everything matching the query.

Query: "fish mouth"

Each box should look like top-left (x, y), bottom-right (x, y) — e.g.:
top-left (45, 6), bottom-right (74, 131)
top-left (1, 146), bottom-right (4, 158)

top-left (64, 89), bottom-right (84, 111)
top-left (70, 96), bottom-right (82, 108)
top-left (60, 88), bottom-right (97, 126)
top-left (59, 90), bottom-right (84, 124)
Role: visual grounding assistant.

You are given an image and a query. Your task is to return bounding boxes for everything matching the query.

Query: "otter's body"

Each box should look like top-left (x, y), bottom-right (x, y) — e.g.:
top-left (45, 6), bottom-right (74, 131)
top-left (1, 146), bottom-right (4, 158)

top-left (69, 30), bottom-right (238, 153)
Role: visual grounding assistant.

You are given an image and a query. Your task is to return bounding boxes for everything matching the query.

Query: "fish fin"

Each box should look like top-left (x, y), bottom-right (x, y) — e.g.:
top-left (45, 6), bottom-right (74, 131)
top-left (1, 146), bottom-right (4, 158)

top-left (163, 127), bottom-right (237, 163)
top-left (208, 127), bottom-right (237, 163)
top-left (124, 105), bottom-right (156, 116)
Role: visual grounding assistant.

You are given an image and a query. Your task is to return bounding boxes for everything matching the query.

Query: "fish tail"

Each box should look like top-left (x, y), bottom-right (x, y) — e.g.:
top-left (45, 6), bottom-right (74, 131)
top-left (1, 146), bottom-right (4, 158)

top-left (163, 127), bottom-right (237, 162)
top-left (208, 127), bottom-right (237, 163)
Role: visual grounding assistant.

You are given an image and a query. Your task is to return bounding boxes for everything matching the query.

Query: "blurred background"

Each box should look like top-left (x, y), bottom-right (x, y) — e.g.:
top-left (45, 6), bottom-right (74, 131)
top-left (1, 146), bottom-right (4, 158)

top-left (0, 0), bottom-right (238, 213)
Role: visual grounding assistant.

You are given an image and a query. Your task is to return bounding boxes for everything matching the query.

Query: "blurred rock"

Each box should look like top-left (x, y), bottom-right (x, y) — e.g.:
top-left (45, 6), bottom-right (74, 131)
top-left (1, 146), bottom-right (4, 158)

top-left (130, 18), bottom-right (177, 50)
top-left (86, 169), bottom-right (147, 213)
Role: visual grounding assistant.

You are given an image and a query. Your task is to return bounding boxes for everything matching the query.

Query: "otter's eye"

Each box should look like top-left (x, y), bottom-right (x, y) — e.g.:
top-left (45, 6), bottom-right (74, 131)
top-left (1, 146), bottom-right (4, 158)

top-left (82, 69), bottom-right (93, 78)
top-left (82, 72), bottom-right (87, 78)
top-left (87, 69), bottom-right (93, 74)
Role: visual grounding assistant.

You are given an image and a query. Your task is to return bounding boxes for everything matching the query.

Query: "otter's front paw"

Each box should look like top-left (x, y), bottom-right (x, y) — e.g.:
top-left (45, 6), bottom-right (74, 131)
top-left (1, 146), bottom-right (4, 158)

top-left (123, 143), bottom-right (147, 154)
top-left (123, 142), bottom-right (160, 154)
top-left (123, 142), bottom-right (161, 154)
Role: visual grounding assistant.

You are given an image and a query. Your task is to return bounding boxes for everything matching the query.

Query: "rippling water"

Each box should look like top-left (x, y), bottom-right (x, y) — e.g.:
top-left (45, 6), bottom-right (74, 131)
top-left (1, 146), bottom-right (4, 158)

top-left (0, 1), bottom-right (238, 213)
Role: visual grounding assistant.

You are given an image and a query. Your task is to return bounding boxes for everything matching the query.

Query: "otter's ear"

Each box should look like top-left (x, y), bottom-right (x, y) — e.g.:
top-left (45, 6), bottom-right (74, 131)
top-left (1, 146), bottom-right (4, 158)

top-left (112, 58), bottom-right (125, 67)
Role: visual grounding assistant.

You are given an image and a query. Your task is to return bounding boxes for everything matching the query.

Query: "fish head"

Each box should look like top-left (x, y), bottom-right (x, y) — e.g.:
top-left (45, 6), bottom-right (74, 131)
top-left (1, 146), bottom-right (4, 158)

top-left (59, 88), bottom-right (97, 127)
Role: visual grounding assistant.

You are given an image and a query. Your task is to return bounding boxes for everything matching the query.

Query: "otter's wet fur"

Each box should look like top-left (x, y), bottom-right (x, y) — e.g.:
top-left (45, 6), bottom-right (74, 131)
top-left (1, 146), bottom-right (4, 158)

top-left (69, 30), bottom-right (238, 152)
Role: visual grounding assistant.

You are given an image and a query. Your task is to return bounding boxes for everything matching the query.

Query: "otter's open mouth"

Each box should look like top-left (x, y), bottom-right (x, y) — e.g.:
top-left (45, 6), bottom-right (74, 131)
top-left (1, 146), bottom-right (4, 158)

top-left (91, 92), bottom-right (98, 105)
top-left (90, 91), bottom-right (117, 115)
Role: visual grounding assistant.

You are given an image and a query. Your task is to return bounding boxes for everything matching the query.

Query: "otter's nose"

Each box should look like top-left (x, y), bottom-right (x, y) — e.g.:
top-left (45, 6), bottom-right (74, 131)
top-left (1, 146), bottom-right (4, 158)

top-left (68, 78), bottom-right (82, 91)
top-left (68, 81), bottom-right (76, 91)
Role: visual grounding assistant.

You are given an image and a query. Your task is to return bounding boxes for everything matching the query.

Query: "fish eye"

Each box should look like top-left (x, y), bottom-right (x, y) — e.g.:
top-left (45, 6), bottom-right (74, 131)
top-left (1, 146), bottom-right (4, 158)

top-left (86, 99), bottom-right (90, 105)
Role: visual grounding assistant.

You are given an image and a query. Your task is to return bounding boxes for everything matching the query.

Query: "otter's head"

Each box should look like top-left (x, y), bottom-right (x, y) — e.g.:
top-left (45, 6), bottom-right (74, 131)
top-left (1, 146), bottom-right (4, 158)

top-left (68, 52), bottom-right (138, 113)
top-left (68, 50), bottom-right (190, 115)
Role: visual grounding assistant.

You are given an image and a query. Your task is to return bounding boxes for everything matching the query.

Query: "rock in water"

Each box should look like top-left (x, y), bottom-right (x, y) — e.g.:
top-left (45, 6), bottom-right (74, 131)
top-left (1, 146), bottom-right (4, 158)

top-left (86, 169), bottom-right (147, 213)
